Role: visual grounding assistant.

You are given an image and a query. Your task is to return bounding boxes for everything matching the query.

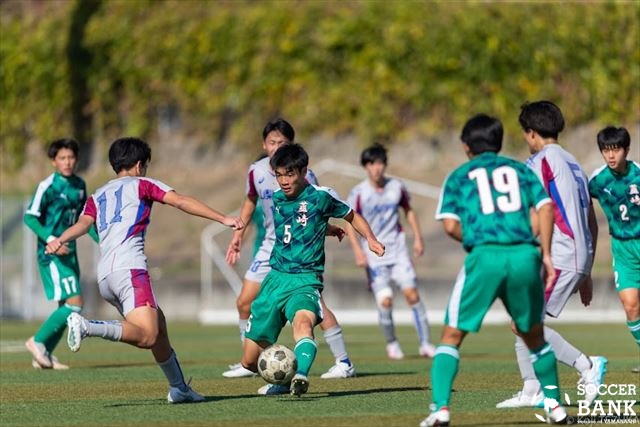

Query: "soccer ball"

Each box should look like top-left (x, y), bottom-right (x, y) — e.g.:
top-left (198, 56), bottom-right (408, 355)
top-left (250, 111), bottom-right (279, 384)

top-left (257, 344), bottom-right (297, 385)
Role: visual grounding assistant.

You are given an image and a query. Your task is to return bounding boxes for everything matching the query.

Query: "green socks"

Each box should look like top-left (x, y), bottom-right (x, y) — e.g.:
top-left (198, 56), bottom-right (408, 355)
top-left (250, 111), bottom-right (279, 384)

top-left (294, 337), bottom-right (317, 376)
top-left (530, 343), bottom-right (561, 403)
top-left (34, 303), bottom-right (81, 353)
top-left (627, 319), bottom-right (640, 346)
top-left (431, 345), bottom-right (460, 410)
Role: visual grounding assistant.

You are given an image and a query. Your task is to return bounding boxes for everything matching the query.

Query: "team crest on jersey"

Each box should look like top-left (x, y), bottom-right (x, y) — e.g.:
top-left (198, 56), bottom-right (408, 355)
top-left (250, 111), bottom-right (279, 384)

top-left (296, 201), bottom-right (309, 227)
top-left (629, 184), bottom-right (640, 205)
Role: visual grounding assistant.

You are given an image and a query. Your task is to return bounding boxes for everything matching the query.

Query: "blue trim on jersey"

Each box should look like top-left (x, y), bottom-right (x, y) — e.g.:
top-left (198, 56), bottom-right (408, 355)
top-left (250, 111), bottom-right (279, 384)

top-left (547, 179), bottom-right (574, 238)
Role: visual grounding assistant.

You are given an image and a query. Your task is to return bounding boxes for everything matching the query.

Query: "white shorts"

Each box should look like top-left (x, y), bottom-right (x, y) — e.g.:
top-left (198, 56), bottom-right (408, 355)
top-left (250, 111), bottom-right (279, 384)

top-left (544, 269), bottom-right (585, 318)
top-left (244, 245), bottom-right (272, 284)
top-left (366, 257), bottom-right (417, 297)
top-left (99, 269), bottom-right (158, 317)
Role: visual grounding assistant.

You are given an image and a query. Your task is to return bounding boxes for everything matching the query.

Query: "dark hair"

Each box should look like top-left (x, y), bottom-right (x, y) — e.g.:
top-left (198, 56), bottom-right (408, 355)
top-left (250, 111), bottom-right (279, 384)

top-left (108, 137), bottom-right (152, 173)
top-left (270, 143), bottom-right (308, 172)
top-left (460, 114), bottom-right (503, 154)
top-left (597, 126), bottom-right (631, 150)
top-left (518, 100), bottom-right (565, 139)
top-left (360, 143), bottom-right (387, 166)
top-left (262, 118), bottom-right (295, 142)
top-left (48, 138), bottom-right (79, 159)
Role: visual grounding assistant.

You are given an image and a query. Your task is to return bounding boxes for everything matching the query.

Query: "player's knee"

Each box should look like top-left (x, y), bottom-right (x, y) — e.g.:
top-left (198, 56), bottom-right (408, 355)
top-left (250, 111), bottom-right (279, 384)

top-left (404, 290), bottom-right (419, 305)
top-left (236, 295), bottom-right (251, 314)
top-left (375, 288), bottom-right (393, 309)
top-left (138, 333), bottom-right (158, 349)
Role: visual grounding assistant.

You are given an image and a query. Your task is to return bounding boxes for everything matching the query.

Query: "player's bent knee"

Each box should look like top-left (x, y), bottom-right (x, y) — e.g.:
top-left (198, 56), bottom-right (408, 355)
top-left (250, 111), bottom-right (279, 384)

top-left (375, 288), bottom-right (393, 308)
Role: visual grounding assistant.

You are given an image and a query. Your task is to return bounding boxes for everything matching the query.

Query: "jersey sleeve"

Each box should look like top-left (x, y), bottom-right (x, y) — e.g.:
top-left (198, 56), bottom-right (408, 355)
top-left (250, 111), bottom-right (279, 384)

top-left (399, 182), bottom-right (411, 211)
top-left (24, 178), bottom-right (52, 218)
top-left (246, 166), bottom-right (258, 199)
top-left (82, 196), bottom-right (98, 219)
top-left (323, 187), bottom-right (352, 219)
top-left (435, 172), bottom-right (460, 221)
top-left (138, 178), bottom-right (173, 203)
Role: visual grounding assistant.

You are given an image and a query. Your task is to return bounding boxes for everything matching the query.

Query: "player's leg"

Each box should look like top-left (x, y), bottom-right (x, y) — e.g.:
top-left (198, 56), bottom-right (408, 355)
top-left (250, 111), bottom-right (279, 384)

top-left (423, 250), bottom-right (501, 427)
top-left (244, 271), bottom-right (292, 395)
top-left (544, 270), bottom-right (607, 403)
top-left (27, 258), bottom-right (82, 369)
top-left (502, 244), bottom-right (565, 423)
top-left (151, 308), bottom-right (204, 404)
top-left (370, 265), bottom-right (403, 359)
top-left (611, 238), bottom-right (640, 362)
top-left (223, 251), bottom-right (269, 377)
top-left (318, 297), bottom-right (355, 379)
top-left (395, 258), bottom-right (434, 357)
top-left (223, 276), bottom-right (261, 377)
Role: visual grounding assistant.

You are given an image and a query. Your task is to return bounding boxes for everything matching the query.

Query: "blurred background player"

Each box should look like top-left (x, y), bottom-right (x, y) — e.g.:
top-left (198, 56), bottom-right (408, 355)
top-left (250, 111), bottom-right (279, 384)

top-left (346, 143), bottom-right (435, 360)
top-left (496, 101), bottom-right (607, 409)
top-left (422, 113), bottom-right (566, 426)
top-left (588, 126), bottom-right (640, 373)
top-left (24, 138), bottom-right (98, 370)
top-left (224, 118), bottom-right (357, 380)
top-left (236, 143), bottom-right (384, 396)
top-left (45, 137), bottom-right (243, 403)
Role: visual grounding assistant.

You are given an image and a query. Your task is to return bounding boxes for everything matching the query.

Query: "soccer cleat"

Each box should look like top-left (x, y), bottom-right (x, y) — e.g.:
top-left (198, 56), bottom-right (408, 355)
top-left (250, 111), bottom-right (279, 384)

top-left (257, 383), bottom-right (290, 395)
top-left (386, 341), bottom-right (405, 360)
top-left (419, 407), bottom-right (450, 427)
top-left (419, 343), bottom-right (437, 358)
top-left (290, 373), bottom-right (309, 397)
top-left (546, 405), bottom-right (568, 424)
top-left (25, 337), bottom-right (52, 368)
top-left (496, 391), bottom-right (544, 408)
top-left (66, 313), bottom-right (88, 352)
top-left (167, 384), bottom-right (205, 404)
top-left (632, 366), bottom-right (640, 373)
top-left (32, 354), bottom-right (69, 370)
top-left (320, 361), bottom-right (356, 379)
top-left (578, 356), bottom-right (608, 406)
top-left (222, 363), bottom-right (257, 378)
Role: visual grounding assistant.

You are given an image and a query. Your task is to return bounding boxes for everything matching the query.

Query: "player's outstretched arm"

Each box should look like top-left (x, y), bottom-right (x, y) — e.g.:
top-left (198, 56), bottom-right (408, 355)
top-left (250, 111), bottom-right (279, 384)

top-left (442, 218), bottom-right (462, 242)
top-left (45, 215), bottom-right (94, 255)
top-left (326, 224), bottom-right (345, 241)
top-left (345, 211), bottom-right (384, 257)
top-left (537, 202), bottom-right (556, 290)
top-left (225, 196), bottom-right (257, 265)
top-left (163, 191), bottom-right (244, 230)
top-left (405, 208), bottom-right (424, 257)
top-left (345, 222), bottom-right (368, 267)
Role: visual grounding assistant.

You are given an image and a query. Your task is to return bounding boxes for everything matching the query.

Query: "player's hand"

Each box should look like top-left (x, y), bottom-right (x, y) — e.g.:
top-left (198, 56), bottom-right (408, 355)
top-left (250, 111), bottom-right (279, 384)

top-left (224, 216), bottom-right (245, 230)
top-left (225, 234), bottom-right (242, 265)
top-left (413, 238), bottom-right (424, 258)
top-left (542, 255), bottom-right (556, 291)
top-left (368, 239), bottom-right (385, 257)
top-left (578, 275), bottom-right (593, 306)
top-left (56, 243), bottom-right (71, 256)
top-left (326, 224), bottom-right (345, 242)
top-left (354, 250), bottom-right (368, 268)
top-left (45, 238), bottom-right (64, 255)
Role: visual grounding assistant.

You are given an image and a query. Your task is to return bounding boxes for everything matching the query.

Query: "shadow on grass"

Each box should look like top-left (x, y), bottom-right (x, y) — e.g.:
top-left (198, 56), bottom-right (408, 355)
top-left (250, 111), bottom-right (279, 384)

top-left (105, 394), bottom-right (264, 407)
top-left (351, 371), bottom-right (422, 377)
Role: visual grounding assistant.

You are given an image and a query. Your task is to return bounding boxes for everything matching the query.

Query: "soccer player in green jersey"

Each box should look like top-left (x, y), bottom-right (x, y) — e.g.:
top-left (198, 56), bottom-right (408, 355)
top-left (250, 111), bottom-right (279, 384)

top-left (238, 143), bottom-right (385, 396)
top-left (588, 126), bottom-right (640, 371)
top-left (421, 114), bottom-right (567, 426)
top-left (23, 138), bottom-right (98, 369)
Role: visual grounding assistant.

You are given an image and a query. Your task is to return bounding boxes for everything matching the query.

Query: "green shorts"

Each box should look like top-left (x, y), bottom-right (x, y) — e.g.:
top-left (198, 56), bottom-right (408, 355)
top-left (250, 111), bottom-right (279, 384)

top-left (245, 270), bottom-right (323, 345)
top-left (445, 244), bottom-right (544, 334)
top-left (611, 237), bottom-right (640, 291)
top-left (38, 255), bottom-right (81, 301)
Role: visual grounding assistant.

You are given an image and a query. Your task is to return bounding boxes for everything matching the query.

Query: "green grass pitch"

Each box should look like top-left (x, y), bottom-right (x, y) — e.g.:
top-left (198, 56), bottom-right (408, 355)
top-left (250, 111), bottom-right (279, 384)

top-left (1, 321), bottom-right (637, 426)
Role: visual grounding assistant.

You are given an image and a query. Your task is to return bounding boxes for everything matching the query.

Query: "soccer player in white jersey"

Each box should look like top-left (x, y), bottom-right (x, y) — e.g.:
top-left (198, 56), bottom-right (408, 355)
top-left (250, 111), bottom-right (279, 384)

top-left (224, 118), bottom-right (357, 381)
top-left (347, 144), bottom-right (435, 360)
top-left (496, 101), bottom-right (607, 409)
top-left (46, 137), bottom-right (243, 404)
